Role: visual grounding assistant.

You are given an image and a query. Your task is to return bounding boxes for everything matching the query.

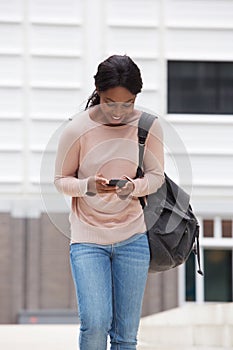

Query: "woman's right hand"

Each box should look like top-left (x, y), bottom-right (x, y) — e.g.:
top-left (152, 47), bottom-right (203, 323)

top-left (87, 174), bottom-right (116, 194)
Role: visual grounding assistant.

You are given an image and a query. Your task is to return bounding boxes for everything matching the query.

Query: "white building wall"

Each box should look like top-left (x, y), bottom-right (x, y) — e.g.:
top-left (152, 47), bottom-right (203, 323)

top-left (0, 0), bottom-right (233, 219)
top-left (0, 0), bottom-right (232, 314)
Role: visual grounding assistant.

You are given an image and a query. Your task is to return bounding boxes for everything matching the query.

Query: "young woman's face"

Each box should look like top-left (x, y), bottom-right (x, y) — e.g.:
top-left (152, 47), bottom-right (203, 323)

top-left (98, 86), bottom-right (136, 125)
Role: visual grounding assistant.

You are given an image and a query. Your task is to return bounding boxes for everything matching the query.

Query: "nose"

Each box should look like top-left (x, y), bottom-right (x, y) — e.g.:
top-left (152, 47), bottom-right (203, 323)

top-left (113, 103), bottom-right (124, 116)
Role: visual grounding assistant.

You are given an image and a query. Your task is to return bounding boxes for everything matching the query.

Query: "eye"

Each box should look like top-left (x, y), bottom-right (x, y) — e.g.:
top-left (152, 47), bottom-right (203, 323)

top-left (106, 102), bottom-right (115, 107)
top-left (122, 103), bottom-right (132, 108)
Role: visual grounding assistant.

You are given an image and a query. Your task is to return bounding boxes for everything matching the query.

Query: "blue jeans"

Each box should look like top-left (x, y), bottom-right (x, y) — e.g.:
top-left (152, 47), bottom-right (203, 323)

top-left (70, 233), bottom-right (150, 350)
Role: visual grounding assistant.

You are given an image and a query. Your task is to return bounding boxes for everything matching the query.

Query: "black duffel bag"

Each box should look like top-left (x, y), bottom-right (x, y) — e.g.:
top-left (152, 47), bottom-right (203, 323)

top-left (137, 113), bottom-right (203, 275)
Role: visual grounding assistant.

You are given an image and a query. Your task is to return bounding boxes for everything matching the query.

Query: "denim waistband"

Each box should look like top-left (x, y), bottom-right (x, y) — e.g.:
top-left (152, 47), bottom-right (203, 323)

top-left (111, 232), bottom-right (147, 248)
top-left (71, 232), bottom-right (147, 249)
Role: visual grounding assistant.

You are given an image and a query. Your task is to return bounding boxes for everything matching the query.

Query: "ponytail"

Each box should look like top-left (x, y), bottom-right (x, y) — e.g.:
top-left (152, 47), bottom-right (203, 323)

top-left (85, 90), bottom-right (100, 110)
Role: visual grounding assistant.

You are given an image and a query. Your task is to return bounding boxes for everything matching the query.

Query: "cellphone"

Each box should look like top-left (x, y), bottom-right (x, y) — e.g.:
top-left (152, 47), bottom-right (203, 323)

top-left (107, 179), bottom-right (128, 188)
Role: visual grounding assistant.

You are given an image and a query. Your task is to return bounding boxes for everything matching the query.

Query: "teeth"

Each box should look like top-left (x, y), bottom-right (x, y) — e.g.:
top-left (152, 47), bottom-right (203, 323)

top-left (112, 116), bottom-right (121, 120)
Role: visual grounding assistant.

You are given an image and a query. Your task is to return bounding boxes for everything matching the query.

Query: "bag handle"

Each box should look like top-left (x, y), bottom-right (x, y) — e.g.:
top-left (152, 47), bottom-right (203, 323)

top-left (193, 225), bottom-right (204, 275)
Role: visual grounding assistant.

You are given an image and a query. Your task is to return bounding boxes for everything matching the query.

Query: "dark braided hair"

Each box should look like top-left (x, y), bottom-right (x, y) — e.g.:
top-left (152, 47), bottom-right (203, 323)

top-left (85, 55), bottom-right (143, 110)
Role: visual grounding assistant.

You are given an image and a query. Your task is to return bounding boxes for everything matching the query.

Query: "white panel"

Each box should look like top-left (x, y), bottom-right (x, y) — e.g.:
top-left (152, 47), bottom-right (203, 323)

top-left (29, 0), bottom-right (83, 22)
top-left (164, 153), bottom-right (182, 183)
top-left (166, 29), bottom-right (233, 58)
top-left (29, 120), bottom-right (65, 150)
top-left (0, 120), bottom-right (22, 149)
top-left (171, 123), bottom-right (233, 153)
top-left (133, 58), bottom-right (159, 90)
top-left (107, 27), bottom-right (159, 56)
top-left (165, 0), bottom-right (233, 27)
top-left (0, 88), bottom-right (22, 114)
top-left (0, 184), bottom-right (22, 193)
top-left (30, 89), bottom-right (82, 118)
top-left (164, 152), bottom-right (194, 187)
top-left (40, 150), bottom-right (57, 185)
top-left (0, 55), bottom-right (23, 83)
top-left (29, 24), bottom-right (83, 52)
top-left (0, 23), bottom-right (22, 51)
top-left (30, 152), bottom-right (41, 183)
top-left (30, 151), bottom-right (50, 183)
top-left (170, 154), bottom-right (233, 186)
top-left (136, 91), bottom-right (160, 115)
top-left (0, 152), bottom-right (22, 181)
top-left (31, 57), bottom-right (83, 85)
top-left (192, 154), bottom-right (233, 185)
top-left (0, 0), bottom-right (22, 19)
top-left (107, 0), bottom-right (159, 24)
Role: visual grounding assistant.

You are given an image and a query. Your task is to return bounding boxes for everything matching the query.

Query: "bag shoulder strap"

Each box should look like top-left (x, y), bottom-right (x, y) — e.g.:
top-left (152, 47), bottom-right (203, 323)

top-left (137, 112), bottom-right (157, 178)
top-left (136, 113), bottom-right (157, 208)
top-left (138, 112), bottom-right (157, 144)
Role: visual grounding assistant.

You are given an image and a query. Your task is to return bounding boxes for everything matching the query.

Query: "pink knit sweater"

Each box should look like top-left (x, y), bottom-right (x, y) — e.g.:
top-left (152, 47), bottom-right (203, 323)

top-left (54, 108), bottom-right (164, 244)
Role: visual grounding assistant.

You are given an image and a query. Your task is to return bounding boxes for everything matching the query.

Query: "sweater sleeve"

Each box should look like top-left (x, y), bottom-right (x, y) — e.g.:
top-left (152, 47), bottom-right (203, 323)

top-left (54, 125), bottom-right (88, 197)
top-left (127, 118), bottom-right (165, 197)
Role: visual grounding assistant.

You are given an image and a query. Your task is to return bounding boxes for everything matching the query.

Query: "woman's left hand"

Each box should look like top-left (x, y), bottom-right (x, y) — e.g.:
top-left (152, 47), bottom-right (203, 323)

top-left (116, 181), bottom-right (134, 197)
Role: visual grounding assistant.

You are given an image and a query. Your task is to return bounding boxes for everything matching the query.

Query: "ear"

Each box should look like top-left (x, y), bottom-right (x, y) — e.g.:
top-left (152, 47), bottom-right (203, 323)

top-left (95, 85), bottom-right (99, 94)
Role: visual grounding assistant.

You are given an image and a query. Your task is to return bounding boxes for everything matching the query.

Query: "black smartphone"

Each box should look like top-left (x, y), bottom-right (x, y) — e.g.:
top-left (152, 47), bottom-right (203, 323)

top-left (107, 179), bottom-right (128, 188)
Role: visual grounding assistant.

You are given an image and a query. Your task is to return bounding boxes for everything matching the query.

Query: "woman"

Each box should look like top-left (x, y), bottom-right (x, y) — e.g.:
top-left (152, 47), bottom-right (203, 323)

top-left (54, 54), bottom-right (164, 350)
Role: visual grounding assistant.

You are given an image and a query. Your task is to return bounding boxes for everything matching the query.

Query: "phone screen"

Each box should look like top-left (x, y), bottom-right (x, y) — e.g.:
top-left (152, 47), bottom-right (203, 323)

top-left (107, 179), bottom-right (128, 187)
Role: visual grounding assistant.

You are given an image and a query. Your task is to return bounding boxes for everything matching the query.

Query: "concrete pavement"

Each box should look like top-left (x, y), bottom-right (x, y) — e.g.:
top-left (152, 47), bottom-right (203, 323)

top-left (0, 303), bottom-right (232, 349)
top-left (0, 323), bottom-right (231, 350)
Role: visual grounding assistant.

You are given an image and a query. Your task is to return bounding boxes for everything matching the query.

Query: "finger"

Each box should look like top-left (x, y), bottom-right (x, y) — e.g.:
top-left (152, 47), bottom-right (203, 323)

top-left (96, 173), bottom-right (107, 180)
top-left (96, 182), bottom-right (116, 190)
top-left (95, 176), bottom-right (108, 185)
top-left (98, 187), bottom-right (117, 194)
top-left (116, 182), bottom-right (133, 195)
top-left (116, 188), bottom-right (127, 195)
top-left (99, 185), bottom-right (116, 192)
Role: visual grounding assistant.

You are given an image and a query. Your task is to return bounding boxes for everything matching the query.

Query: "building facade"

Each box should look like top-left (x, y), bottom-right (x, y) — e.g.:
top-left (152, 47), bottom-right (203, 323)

top-left (0, 0), bottom-right (232, 323)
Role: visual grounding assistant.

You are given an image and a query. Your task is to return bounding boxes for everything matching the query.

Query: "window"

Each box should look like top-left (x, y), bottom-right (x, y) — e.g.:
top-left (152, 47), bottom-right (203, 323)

top-left (203, 219), bottom-right (214, 238)
top-left (185, 249), bottom-right (233, 302)
top-left (222, 220), bottom-right (232, 238)
top-left (185, 253), bottom-right (196, 301)
top-left (185, 217), bottom-right (233, 303)
top-left (168, 61), bottom-right (233, 114)
top-left (204, 249), bottom-right (232, 302)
